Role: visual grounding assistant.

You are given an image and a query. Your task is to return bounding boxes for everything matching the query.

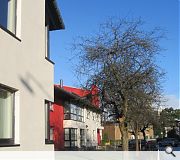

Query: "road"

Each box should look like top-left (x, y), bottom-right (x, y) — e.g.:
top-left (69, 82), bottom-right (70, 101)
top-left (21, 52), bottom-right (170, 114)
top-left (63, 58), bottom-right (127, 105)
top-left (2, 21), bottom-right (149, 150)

top-left (159, 146), bottom-right (180, 151)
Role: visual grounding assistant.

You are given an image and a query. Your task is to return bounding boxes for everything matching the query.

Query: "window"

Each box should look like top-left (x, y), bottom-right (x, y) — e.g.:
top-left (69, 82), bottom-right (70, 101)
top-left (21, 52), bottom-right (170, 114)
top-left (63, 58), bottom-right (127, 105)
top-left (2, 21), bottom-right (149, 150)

top-left (64, 128), bottom-right (77, 148)
top-left (64, 103), bottom-right (84, 122)
top-left (96, 114), bottom-right (99, 122)
top-left (45, 100), bottom-right (53, 143)
top-left (0, 0), bottom-right (17, 34)
top-left (45, 25), bottom-right (50, 59)
top-left (87, 110), bottom-right (90, 119)
top-left (0, 85), bottom-right (15, 145)
top-left (80, 129), bottom-right (85, 147)
top-left (86, 129), bottom-right (89, 142)
top-left (92, 113), bottom-right (95, 120)
top-left (93, 130), bottom-right (95, 141)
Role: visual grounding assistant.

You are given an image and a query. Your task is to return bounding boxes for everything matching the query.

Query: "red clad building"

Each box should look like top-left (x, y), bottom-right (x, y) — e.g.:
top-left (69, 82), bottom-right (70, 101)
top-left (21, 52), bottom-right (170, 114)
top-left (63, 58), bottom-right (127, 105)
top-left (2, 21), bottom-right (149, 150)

top-left (49, 85), bottom-right (103, 150)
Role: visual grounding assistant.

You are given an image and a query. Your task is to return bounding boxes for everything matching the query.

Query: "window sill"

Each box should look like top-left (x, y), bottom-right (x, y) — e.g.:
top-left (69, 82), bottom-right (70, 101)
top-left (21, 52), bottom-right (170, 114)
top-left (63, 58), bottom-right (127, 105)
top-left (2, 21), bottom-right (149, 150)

top-left (64, 119), bottom-right (85, 123)
top-left (45, 57), bottom-right (55, 65)
top-left (45, 140), bottom-right (54, 144)
top-left (0, 25), bottom-right (21, 42)
top-left (0, 144), bottom-right (20, 147)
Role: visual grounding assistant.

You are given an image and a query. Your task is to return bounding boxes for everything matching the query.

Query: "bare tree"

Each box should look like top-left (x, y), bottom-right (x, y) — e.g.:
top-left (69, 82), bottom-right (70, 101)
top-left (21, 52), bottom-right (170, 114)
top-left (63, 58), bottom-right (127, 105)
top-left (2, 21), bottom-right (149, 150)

top-left (74, 18), bottom-right (164, 150)
top-left (128, 94), bottom-right (159, 150)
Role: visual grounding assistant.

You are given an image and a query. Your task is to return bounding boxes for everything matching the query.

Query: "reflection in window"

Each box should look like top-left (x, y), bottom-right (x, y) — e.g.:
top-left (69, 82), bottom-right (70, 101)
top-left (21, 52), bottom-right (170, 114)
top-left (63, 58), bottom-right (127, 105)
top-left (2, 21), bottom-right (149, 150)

top-left (45, 100), bottom-right (54, 143)
top-left (0, 0), bottom-right (17, 34)
top-left (64, 103), bottom-right (84, 122)
top-left (0, 85), bottom-right (15, 145)
top-left (93, 130), bottom-right (95, 141)
top-left (64, 128), bottom-right (77, 148)
top-left (80, 129), bottom-right (85, 147)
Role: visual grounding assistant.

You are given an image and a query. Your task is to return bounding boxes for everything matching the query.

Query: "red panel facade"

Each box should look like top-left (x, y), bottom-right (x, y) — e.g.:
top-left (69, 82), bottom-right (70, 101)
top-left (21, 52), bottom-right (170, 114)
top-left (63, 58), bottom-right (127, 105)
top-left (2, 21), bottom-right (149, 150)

top-left (97, 129), bottom-right (101, 145)
top-left (50, 102), bottom-right (64, 150)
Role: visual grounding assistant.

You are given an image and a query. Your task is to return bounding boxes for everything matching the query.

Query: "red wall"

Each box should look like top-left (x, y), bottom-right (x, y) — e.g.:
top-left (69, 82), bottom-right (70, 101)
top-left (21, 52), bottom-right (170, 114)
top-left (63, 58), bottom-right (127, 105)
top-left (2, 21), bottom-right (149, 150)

top-left (50, 103), bottom-right (64, 150)
top-left (97, 129), bottom-right (101, 145)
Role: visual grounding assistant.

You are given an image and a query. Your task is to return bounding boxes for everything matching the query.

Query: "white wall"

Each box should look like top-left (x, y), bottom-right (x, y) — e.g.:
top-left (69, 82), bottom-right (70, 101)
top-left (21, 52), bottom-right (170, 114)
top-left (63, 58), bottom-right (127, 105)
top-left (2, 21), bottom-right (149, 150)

top-left (0, 0), bottom-right (54, 151)
top-left (63, 107), bottom-right (103, 148)
top-left (84, 108), bottom-right (103, 147)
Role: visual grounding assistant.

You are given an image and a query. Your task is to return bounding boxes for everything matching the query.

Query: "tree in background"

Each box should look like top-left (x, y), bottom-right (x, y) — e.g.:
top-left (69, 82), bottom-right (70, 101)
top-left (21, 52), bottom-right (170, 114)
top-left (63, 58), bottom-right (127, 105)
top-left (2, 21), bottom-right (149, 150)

top-left (128, 97), bottom-right (158, 150)
top-left (156, 108), bottom-right (180, 138)
top-left (74, 18), bottom-right (165, 150)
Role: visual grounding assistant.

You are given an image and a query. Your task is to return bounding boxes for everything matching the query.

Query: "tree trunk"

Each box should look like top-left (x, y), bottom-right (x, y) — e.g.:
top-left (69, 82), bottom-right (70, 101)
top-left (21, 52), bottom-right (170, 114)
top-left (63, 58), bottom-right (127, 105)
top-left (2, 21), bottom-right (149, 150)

top-left (119, 120), bottom-right (129, 151)
top-left (135, 122), bottom-right (139, 151)
top-left (119, 98), bottom-right (129, 151)
top-left (140, 125), bottom-right (148, 141)
top-left (142, 130), bottom-right (146, 141)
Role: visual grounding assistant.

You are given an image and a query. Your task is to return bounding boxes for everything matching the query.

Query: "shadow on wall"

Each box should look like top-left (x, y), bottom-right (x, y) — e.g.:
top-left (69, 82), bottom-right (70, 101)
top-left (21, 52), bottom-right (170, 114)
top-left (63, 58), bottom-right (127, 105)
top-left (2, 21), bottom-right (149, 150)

top-left (19, 72), bottom-right (53, 99)
top-left (19, 77), bottom-right (34, 94)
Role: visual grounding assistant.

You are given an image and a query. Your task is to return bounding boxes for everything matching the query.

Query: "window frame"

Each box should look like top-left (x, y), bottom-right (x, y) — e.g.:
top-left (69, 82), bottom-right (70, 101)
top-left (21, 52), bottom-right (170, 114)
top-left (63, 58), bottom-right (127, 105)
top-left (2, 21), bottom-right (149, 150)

top-left (93, 130), bottom-right (95, 141)
top-left (64, 103), bottom-right (84, 122)
top-left (87, 110), bottom-right (90, 119)
top-left (45, 100), bottom-right (54, 144)
top-left (64, 128), bottom-right (77, 148)
top-left (80, 129), bottom-right (85, 147)
top-left (0, 84), bottom-right (16, 146)
top-left (0, 0), bottom-right (20, 41)
top-left (45, 1), bottom-right (55, 65)
top-left (45, 25), bottom-right (50, 59)
top-left (92, 112), bottom-right (95, 120)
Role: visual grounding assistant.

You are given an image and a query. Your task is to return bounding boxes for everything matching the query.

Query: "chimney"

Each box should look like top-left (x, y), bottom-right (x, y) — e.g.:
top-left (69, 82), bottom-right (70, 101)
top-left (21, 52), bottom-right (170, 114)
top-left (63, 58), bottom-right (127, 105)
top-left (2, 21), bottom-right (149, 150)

top-left (60, 79), bottom-right (63, 88)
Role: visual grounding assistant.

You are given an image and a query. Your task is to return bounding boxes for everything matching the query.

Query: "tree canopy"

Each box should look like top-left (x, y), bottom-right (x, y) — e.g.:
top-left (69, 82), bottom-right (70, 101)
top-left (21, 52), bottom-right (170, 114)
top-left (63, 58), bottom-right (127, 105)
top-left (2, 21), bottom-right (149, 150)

top-left (74, 18), bottom-right (165, 150)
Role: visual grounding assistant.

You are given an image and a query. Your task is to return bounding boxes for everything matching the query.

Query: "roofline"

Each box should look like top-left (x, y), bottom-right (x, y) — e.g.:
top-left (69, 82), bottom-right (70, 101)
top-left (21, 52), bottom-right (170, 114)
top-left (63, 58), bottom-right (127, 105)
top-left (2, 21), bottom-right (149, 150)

top-left (46, 0), bottom-right (65, 31)
top-left (52, 0), bottom-right (65, 29)
top-left (54, 85), bottom-right (101, 113)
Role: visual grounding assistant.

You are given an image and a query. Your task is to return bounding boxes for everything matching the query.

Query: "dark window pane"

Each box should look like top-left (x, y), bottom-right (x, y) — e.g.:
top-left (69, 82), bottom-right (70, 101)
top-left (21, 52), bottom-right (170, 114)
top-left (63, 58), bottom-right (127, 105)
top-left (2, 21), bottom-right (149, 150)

top-left (71, 129), bottom-right (75, 134)
top-left (64, 113), bottom-right (70, 120)
top-left (65, 135), bottom-right (69, 140)
top-left (71, 141), bottom-right (74, 147)
top-left (0, 0), bottom-right (8, 28)
top-left (0, 0), bottom-right (16, 34)
top-left (64, 105), bottom-right (70, 113)
top-left (71, 141), bottom-right (76, 147)
top-left (71, 135), bottom-right (75, 140)
top-left (64, 141), bottom-right (70, 147)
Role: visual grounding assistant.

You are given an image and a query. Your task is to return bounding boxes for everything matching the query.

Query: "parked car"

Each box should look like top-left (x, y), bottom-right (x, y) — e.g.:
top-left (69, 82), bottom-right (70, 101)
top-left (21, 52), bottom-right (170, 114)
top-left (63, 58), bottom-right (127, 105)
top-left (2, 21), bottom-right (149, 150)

top-left (158, 138), bottom-right (179, 147)
top-left (128, 139), bottom-right (147, 150)
top-left (146, 139), bottom-right (157, 150)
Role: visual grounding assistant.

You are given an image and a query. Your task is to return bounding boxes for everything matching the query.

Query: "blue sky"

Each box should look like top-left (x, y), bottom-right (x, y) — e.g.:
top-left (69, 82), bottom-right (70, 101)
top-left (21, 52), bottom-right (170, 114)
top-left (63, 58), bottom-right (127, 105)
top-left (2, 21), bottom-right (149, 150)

top-left (50, 0), bottom-right (179, 108)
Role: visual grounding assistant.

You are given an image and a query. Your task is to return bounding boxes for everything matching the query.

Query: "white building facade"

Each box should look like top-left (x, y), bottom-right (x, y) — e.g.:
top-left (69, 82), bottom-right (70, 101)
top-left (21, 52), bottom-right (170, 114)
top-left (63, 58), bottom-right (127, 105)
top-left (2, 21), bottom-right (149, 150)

top-left (0, 0), bottom-right (64, 150)
top-left (64, 105), bottom-right (103, 149)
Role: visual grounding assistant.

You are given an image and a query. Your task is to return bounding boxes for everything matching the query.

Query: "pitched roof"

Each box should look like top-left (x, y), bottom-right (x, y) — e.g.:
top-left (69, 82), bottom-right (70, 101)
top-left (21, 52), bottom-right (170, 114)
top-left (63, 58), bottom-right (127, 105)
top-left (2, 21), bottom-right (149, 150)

top-left (54, 85), bottom-right (101, 113)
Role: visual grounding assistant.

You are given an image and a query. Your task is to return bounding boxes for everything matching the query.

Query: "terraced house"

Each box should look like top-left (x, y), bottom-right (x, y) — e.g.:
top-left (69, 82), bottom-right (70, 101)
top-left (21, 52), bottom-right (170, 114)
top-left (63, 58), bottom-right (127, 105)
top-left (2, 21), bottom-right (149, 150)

top-left (0, 0), bottom-right (64, 150)
top-left (50, 85), bottom-right (103, 150)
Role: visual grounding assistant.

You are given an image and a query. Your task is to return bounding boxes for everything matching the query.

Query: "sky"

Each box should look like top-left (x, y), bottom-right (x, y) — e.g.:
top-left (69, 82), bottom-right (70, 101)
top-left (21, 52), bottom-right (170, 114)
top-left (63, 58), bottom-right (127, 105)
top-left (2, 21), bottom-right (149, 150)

top-left (50, 0), bottom-right (179, 109)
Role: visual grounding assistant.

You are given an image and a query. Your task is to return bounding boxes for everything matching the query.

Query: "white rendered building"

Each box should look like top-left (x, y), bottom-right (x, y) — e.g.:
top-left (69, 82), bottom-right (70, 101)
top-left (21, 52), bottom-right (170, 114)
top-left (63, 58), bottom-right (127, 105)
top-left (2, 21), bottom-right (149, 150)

top-left (0, 0), bottom-right (64, 150)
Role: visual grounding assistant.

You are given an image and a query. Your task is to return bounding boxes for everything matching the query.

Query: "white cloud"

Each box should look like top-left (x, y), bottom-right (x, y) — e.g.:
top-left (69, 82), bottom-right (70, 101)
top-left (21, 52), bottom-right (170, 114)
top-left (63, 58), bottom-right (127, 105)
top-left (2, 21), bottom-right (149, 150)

top-left (164, 95), bottom-right (180, 109)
